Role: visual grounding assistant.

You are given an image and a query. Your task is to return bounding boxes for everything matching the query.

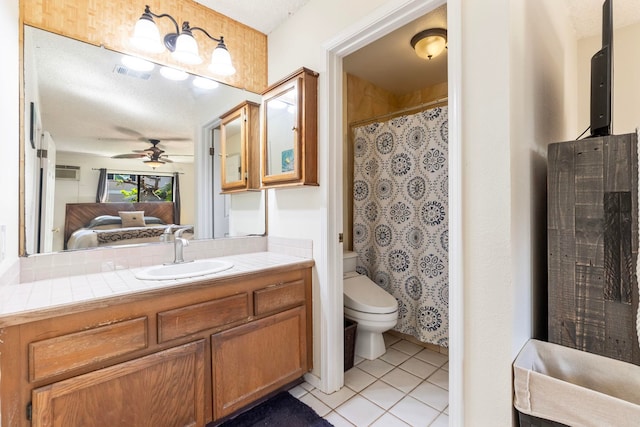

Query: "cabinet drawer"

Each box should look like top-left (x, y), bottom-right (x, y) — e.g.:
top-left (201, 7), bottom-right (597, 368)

top-left (158, 293), bottom-right (249, 343)
top-left (29, 317), bottom-right (148, 382)
top-left (254, 280), bottom-right (305, 316)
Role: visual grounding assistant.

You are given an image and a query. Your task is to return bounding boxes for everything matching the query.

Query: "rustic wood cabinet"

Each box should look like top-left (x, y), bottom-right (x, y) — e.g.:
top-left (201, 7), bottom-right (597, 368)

top-left (0, 263), bottom-right (313, 427)
top-left (548, 132), bottom-right (640, 364)
top-left (261, 68), bottom-right (319, 188)
top-left (220, 101), bottom-right (261, 193)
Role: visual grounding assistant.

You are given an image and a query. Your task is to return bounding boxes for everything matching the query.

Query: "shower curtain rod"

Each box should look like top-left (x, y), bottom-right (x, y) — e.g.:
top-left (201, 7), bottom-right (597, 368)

top-left (349, 96), bottom-right (448, 127)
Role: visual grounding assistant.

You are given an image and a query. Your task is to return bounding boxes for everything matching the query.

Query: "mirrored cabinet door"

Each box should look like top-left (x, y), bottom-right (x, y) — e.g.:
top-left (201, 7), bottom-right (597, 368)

top-left (220, 101), bottom-right (261, 193)
top-left (261, 68), bottom-right (318, 188)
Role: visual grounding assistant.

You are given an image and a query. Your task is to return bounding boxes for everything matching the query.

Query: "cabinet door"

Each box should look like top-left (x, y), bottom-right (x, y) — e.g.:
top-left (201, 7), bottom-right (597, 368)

top-left (261, 68), bottom-right (318, 188)
top-left (211, 306), bottom-right (307, 419)
top-left (31, 340), bottom-right (205, 427)
top-left (220, 101), bottom-right (261, 193)
top-left (220, 106), bottom-right (246, 191)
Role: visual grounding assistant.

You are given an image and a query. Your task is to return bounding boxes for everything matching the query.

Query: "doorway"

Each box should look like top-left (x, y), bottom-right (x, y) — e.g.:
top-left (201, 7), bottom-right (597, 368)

top-left (322, 0), bottom-right (462, 423)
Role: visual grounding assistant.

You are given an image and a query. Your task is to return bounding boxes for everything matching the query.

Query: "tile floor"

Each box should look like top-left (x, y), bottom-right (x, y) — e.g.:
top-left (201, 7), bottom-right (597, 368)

top-left (289, 333), bottom-right (449, 427)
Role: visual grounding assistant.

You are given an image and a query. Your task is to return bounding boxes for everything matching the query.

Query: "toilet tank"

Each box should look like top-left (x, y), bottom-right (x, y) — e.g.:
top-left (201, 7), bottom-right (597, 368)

top-left (343, 251), bottom-right (359, 273)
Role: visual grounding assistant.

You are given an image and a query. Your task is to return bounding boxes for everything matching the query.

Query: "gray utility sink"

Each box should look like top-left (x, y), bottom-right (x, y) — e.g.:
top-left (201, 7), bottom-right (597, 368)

top-left (135, 259), bottom-right (234, 281)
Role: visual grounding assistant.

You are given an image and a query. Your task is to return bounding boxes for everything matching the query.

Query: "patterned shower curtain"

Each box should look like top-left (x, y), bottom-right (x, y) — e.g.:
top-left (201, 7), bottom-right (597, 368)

top-left (352, 106), bottom-right (448, 347)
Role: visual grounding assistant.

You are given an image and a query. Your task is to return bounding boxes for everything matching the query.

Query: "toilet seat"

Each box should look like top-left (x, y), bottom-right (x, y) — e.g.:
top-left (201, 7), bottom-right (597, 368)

top-left (344, 275), bottom-right (397, 314)
top-left (344, 306), bottom-right (398, 322)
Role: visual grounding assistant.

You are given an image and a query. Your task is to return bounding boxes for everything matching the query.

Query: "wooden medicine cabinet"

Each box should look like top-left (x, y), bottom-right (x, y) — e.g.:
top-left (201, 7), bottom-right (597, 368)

top-left (220, 101), bottom-right (261, 193)
top-left (261, 68), bottom-right (319, 188)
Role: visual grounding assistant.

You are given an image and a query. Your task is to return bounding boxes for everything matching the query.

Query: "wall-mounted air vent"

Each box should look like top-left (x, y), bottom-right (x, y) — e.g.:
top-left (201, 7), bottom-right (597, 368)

top-left (113, 65), bottom-right (152, 80)
top-left (55, 165), bottom-right (80, 180)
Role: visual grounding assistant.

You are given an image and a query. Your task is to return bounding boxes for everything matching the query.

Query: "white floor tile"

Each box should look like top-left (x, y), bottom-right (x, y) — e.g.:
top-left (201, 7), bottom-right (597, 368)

top-left (310, 386), bottom-right (356, 409)
top-left (288, 384), bottom-right (308, 399)
top-left (381, 367), bottom-right (422, 394)
top-left (370, 412), bottom-right (411, 427)
top-left (399, 357), bottom-right (439, 379)
top-left (414, 348), bottom-right (449, 367)
top-left (430, 412), bottom-right (449, 427)
top-left (441, 361), bottom-right (449, 372)
top-left (324, 411), bottom-right (355, 427)
top-left (299, 393), bottom-right (331, 417)
top-left (361, 380), bottom-right (406, 410)
top-left (391, 339), bottom-right (423, 356)
top-left (357, 358), bottom-right (395, 378)
top-left (336, 395), bottom-right (385, 426)
top-left (344, 366), bottom-right (377, 392)
top-left (389, 396), bottom-right (440, 427)
top-left (380, 347), bottom-right (412, 366)
top-left (427, 368), bottom-right (449, 390)
top-left (410, 381), bottom-right (449, 411)
top-left (444, 406), bottom-right (449, 415)
top-left (383, 332), bottom-right (402, 346)
top-left (299, 381), bottom-right (314, 391)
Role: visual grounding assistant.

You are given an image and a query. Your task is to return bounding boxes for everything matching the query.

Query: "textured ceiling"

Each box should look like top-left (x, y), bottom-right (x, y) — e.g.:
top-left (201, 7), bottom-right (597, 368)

top-left (565, 0), bottom-right (640, 38)
top-left (193, 0), bottom-right (311, 34)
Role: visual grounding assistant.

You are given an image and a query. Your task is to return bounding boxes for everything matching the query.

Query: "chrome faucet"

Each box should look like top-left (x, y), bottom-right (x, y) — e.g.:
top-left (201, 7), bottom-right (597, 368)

top-left (173, 227), bottom-right (191, 264)
top-left (161, 224), bottom-right (176, 242)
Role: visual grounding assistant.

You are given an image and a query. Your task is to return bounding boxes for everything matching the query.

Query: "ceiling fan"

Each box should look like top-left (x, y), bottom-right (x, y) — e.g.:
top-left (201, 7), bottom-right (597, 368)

top-left (112, 139), bottom-right (176, 169)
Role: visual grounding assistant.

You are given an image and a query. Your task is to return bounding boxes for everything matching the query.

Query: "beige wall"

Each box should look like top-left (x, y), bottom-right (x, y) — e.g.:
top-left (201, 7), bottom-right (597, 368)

top-left (577, 21), bottom-right (640, 136)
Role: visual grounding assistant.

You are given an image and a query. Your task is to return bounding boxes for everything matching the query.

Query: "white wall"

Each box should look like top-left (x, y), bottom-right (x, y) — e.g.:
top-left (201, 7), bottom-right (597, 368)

top-left (0, 0), bottom-right (20, 279)
top-left (577, 21), bottom-right (640, 135)
top-left (270, 0), bottom-right (577, 424)
top-left (462, 0), bottom-right (577, 423)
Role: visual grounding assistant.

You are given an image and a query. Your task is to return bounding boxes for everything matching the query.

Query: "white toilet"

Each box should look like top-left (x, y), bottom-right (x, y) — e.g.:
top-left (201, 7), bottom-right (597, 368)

top-left (343, 251), bottom-right (398, 360)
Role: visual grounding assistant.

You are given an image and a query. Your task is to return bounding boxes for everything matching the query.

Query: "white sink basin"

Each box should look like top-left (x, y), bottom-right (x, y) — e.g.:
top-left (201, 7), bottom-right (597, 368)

top-left (135, 259), bottom-right (234, 280)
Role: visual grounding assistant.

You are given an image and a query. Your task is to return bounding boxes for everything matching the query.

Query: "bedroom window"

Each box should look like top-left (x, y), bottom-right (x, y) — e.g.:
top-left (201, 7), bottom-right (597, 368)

top-left (107, 173), bottom-right (174, 203)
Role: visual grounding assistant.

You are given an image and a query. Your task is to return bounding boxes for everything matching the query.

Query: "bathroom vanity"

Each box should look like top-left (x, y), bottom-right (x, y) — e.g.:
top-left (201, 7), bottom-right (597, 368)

top-left (0, 255), bottom-right (313, 427)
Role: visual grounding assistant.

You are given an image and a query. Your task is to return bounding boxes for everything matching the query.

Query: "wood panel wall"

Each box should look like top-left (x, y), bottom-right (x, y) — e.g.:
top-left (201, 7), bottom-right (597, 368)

top-left (20, 0), bottom-right (268, 93)
top-left (548, 132), bottom-right (640, 365)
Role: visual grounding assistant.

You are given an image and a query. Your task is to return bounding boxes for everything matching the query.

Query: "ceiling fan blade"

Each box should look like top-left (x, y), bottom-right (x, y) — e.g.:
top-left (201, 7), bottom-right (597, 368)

top-left (112, 153), bottom-right (146, 159)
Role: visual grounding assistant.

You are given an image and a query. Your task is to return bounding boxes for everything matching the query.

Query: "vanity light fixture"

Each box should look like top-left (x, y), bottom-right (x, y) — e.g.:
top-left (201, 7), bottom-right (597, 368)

top-left (193, 76), bottom-right (219, 90)
top-left (410, 28), bottom-right (447, 60)
top-left (130, 5), bottom-right (236, 76)
top-left (159, 66), bottom-right (189, 81)
top-left (121, 55), bottom-right (155, 72)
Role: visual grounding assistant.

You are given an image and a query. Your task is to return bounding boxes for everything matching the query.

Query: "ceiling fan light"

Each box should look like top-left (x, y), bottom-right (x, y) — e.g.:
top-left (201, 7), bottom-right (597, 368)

top-left (208, 43), bottom-right (236, 76)
top-left (144, 159), bottom-right (166, 169)
top-left (410, 28), bottom-right (447, 60)
top-left (172, 33), bottom-right (203, 65)
top-left (130, 16), bottom-right (164, 53)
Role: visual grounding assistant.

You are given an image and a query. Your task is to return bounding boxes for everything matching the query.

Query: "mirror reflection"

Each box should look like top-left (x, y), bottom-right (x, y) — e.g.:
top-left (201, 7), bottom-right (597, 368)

top-left (23, 26), bottom-right (265, 255)
top-left (265, 86), bottom-right (297, 177)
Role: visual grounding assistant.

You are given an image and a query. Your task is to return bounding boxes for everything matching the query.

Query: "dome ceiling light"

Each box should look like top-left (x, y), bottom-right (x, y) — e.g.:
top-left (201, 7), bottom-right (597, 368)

top-left (410, 28), bottom-right (448, 60)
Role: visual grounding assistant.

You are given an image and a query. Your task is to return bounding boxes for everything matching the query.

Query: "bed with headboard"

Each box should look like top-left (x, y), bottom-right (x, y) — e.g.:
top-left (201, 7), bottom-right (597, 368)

top-left (64, 202), bottom-right (190, 250)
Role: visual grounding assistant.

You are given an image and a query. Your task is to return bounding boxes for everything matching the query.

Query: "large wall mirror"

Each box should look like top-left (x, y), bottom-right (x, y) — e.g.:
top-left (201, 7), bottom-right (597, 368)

top-left (23, 26), bottom-right (265, 255)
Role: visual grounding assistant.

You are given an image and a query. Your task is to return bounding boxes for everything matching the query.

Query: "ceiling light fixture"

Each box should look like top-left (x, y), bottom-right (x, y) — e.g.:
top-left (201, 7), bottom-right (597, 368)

top-left (410, 28), bottom-right (447, 60)
top-left (130, 5), bottom-right (236, 76)
top-left (144, 159), bottom-right (166, 169)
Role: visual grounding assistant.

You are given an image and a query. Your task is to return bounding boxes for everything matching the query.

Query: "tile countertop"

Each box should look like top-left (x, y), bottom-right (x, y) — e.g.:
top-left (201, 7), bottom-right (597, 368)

top-left (0, 252), bottom-right (315, 328)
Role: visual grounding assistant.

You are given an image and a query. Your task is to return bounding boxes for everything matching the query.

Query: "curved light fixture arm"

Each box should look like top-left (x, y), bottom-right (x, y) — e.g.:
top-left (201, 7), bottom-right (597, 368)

top-left (188, 24), bottom-right (224, 45)
top-left (142, 5), bottom-right (181, 51)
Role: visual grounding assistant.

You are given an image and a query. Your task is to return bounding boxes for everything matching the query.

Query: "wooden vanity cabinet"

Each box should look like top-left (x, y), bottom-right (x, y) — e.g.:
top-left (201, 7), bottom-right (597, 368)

top-left (220, 101), bottom-right (261, 193)
top-left (261, 68), bottom-right (319, 188)
top-left (0, 264), bottom-right (313, 427)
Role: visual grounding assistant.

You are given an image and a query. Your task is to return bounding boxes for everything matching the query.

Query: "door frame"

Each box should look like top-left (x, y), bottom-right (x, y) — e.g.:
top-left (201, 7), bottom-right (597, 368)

top-left (321, 0), bottom-right (463, 423)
